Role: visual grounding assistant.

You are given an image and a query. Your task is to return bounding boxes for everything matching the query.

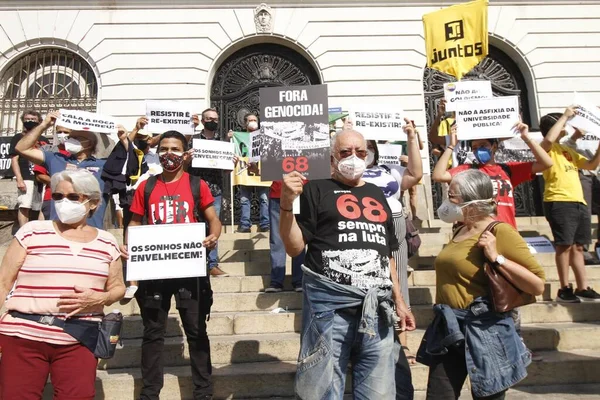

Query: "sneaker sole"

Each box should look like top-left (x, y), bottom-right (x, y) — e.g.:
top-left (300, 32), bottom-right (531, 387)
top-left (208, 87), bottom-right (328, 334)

top-left (265, 290), bottom-right (283, 293)
top-left (555, 297), bottom-right (581, 303)
top-left (575, 296), bottom-right (600, 302)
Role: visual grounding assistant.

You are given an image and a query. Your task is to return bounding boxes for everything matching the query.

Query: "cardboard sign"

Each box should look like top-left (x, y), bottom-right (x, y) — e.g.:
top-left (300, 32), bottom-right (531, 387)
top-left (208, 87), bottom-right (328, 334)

top-left (146, 101), bottom-right (194, 135)
top-left (349, 106), bottom-right (406, 141)
top-left (524, 237), bottom-right (555, 254)
top-left (568, 93), bottom-right (600, 137)
top-left (455, 96), bottom-right (520, 141)
top-left (0, 136), bottom-right (13, 178)
top-left (444, 81), bottom-right (493, 111)
top-left (57, 109), bottom-right (118, 134)
top-left (127, 223), bottom-right (207, 281)
top-left (259, 84), bottom-right (330, 181)
top-left (191, 139), bottom-right (234, 170)
top-left (377, 144), bottom-right (403, 166)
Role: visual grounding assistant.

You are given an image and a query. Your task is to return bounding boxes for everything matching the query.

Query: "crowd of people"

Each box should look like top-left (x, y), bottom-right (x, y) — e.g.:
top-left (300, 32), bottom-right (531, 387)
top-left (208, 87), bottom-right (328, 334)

top-left (0, 102), bottom-right (597, 400)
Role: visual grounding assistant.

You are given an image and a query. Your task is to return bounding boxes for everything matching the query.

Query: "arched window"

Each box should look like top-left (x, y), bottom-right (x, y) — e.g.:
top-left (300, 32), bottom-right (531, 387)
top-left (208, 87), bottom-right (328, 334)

top-left (0, 48), bottom-right (97, 135)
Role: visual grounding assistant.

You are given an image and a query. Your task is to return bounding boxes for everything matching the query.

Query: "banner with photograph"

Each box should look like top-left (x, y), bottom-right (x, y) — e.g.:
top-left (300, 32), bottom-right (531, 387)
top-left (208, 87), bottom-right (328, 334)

top-left (568, 93), bottom-right (600, 137)
top-left (191, 139), bottom-right (234, 170)
top-left (349, 106), bottom-right (406, 141)
top-left (259, 84), bottom-right (330, 181)
top-left (444, 80), bottom-right (493, 111)
top-left (57, 109), bottom-right (118, 134)
top-left (455, 96), bottom-right (520, 141)
top-left (146, 100), bottom-right (194, 135)
top-left (127, 223), bottom-right (207, 281)
top-left (231, 131), bottom-right (271, 187)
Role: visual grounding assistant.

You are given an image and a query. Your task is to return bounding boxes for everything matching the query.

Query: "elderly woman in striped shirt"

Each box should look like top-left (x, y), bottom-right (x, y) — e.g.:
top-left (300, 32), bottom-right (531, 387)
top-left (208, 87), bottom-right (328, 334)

top-left (0, 169), bottom-right (125, 400)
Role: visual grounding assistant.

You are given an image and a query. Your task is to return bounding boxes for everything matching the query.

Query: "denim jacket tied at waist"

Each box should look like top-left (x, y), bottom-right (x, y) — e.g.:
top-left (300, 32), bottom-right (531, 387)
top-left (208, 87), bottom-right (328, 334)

top-left (416, 298), bottom-right (531, 398)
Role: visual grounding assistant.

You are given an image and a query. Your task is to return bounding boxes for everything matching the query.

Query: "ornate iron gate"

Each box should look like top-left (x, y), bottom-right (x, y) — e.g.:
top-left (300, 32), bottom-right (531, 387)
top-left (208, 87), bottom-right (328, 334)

top-left (423, 46), bottom-right (543, 217)
top-left (0, 48), bottom-right (98, 135)
top-left (210, 43), bottom-right (321, 225)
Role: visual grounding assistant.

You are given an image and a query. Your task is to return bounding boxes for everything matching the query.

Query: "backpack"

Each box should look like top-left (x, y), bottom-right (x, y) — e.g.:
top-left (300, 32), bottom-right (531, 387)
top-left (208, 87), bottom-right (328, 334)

top-left (142, 173), bottom-right (213, 317)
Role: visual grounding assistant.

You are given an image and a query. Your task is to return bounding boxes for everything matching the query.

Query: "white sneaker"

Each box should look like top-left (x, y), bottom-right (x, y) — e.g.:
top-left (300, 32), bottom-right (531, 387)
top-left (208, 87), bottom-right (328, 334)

top-left (124, 286), bottom-right (138, 299)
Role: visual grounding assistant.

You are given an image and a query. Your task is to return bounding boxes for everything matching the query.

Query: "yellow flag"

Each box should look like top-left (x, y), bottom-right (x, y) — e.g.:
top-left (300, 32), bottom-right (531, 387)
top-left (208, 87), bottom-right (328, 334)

top-left (423, 0), bottom-right (488, 80)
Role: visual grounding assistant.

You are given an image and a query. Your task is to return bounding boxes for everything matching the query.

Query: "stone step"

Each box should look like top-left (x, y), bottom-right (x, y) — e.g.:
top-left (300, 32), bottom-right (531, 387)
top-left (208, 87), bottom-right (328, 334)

top-left (107, 322), bottom-right (600, 370)
top-left (50, 349), bottom-right (600, 399)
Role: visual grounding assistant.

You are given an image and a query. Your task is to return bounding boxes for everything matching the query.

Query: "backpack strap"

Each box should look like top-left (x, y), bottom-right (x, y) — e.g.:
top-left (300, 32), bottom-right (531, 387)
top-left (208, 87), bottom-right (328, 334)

top-left (143, 175), bottom-right (159, 222)
top-left (498, 163), bottom-right (512, 179)
top-left (188, 173), bottom-right (202, 223)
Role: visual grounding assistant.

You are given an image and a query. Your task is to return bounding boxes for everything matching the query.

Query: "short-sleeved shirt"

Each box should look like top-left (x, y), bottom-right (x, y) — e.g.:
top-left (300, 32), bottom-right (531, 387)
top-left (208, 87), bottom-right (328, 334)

top-left (297, 179), bottom-right (399, 290)
top-left (362, 165), bottom-right (406, 213)
top-left (434, 222), bottom-right (545, 309)
top-left (8, 133), bottom-right (48, 181)
top-left (0, 220), bottom-right (120, 345)
top-left (449, 162), bottom-right (534, 229)
top-left (42, 150), bottom-right (107, 229)
top-left (130, 172), bottom-right (214, 224)
top-left (543, 143), bottom-right (588, 204)
top-left (187, 132), bottom-right (224, 197)
top-left (34, 149), bottom-right (70, 201)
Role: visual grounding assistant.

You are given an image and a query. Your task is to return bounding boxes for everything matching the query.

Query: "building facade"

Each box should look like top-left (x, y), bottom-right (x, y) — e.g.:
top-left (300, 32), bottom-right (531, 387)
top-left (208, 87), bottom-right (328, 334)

top-left (0, 0), bottom-right (598, 222)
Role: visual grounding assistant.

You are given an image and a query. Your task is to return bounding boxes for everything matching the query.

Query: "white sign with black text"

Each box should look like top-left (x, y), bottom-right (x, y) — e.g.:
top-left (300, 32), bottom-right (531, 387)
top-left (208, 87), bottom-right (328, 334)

top-left (127, 223), bottom-right (207, 281)
top-left (192, 139), bottom-right (235, 170)
top-left (568, 93), bottom-right (600, 137)
top-left (146, 100), bottom-right (194, 135)
top-left (349, 106), bottom-right (406, 141)
top-left (377, 144), bottom-right (403, 166)
top-left (524, 236), bottom-right (555, 254)
top-left (444, 81), bottom-right (493, 112)
top-left (455, 96), bottom-right (520, 141)
top-left (57, 109), bottom-right (118, 134)
top-left (249, 131), bottom-right (261, 163)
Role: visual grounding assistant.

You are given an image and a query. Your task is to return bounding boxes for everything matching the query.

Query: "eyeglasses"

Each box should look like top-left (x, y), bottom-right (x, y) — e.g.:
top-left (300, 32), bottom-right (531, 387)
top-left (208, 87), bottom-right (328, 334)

top-left (448, 192), bottom-right (460, 199)
top-left (51, 193), bottom-right (88, 202)
top-left (338, 148), bottom-right (368, 159)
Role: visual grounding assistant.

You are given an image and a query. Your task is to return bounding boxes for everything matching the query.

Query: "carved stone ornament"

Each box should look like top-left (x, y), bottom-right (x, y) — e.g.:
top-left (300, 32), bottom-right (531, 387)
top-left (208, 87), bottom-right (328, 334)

top-left (254, 3), bottom-right (273, 33)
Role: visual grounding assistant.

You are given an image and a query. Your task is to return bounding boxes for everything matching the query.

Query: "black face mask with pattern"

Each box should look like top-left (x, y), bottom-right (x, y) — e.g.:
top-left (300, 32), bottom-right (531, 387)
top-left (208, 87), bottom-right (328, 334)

top-left (159, 151), bottom-right (184, 172)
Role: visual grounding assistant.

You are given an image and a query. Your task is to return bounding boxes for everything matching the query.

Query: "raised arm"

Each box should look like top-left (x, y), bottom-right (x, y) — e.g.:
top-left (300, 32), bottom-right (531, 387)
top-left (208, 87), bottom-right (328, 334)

top-left (280, 171), bottom-right (306, 257)
top-left (428, 100), bottom-right (447, 148)
top-left (515, 122), bottom-right (553, 174)
top-left (580, 141), bottom-right (600, 171)
top-left (400, 119), bottom-right (423, 191)
top-left (15, 111), bottom-right (59, 165)
top-left (431, 124), bottom-right (456, 183)
top-left (540, 106), bottom-right (576, 152)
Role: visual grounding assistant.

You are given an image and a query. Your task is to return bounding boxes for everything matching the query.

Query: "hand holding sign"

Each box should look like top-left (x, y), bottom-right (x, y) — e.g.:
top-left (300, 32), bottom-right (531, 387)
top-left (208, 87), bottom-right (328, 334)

top-left (281, 171), bottom-right (305, 210)
top-left (136, 117), bottom-right (148, 131)
top-left (42, 110), bottom-right (60, 130)
top-left (569, 94), bottom-right (600, 137)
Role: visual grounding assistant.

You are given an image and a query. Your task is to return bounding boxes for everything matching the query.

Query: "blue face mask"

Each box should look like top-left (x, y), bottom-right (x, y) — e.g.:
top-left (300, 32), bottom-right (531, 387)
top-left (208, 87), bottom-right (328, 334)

top-left (474, 147), bottom-right (493, 164)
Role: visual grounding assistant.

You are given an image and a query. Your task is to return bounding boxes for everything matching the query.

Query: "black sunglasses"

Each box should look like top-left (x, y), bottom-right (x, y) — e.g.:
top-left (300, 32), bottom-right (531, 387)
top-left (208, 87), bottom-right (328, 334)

top-left (51, 193), bottom-right (87, 202)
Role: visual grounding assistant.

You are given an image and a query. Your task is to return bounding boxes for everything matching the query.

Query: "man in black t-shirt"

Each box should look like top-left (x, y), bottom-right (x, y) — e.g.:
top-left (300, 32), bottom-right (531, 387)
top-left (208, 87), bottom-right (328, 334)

top-left (280, 129), bottom-right (415, 399)
top-left (9, 110), bottom-right (47, 227)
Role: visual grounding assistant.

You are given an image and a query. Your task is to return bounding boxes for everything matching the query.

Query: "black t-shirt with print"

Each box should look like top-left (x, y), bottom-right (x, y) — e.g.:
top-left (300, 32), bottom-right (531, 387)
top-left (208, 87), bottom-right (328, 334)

top-left (8, 133), bottom-right (47, 181)
top-left (297, 179), bottom-right (399, 290)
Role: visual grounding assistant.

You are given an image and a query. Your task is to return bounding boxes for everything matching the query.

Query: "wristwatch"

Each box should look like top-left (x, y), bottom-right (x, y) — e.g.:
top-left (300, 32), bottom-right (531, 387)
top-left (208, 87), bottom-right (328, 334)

top-left (493, 255), bottom-right (506, 267)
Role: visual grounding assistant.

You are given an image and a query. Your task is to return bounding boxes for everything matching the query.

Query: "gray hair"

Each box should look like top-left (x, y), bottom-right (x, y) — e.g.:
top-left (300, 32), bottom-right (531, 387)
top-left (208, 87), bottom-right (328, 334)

top-left (50, 169), bottom-right (101, 201)
top-left (331, 129), bottom-right (366, 151)
top-left (451, 169), bottom-right (496, 219)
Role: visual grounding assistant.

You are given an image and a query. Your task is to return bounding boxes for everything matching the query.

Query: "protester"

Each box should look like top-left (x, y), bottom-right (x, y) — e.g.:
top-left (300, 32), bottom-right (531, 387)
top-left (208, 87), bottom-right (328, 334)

top-left (396, 122), bottom-right (425, 220)
top-left (0, 169), bottom-right (125, 399)
top-left (123, 130), bottom-right (221, 400)
top-left (188, 108), bottom-right (228, 277)
top-left (9, 110), bottom-right (47, 226)
top-left (432, 121), bottom-right (553, 228)
top-left (15, 111), bottom-right (124, 229)
top-left (237, 113), bottom-right (269, 233)
top-left (538, 108), bottom-right (600, 302)
top-left (281, 128), bottom-right (415, 399)
top-left (419, 169), bottom-right (545, 400)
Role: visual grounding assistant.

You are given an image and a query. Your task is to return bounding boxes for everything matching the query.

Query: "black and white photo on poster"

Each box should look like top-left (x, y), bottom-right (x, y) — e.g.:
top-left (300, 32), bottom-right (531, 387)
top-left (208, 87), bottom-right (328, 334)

top-left (259, 84), bottom-right (330, 181)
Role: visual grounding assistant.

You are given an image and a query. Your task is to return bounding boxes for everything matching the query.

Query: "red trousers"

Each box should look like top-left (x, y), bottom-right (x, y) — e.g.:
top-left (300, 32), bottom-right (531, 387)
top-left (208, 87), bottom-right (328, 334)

top-left (0, 334), bottom-right (97, 400)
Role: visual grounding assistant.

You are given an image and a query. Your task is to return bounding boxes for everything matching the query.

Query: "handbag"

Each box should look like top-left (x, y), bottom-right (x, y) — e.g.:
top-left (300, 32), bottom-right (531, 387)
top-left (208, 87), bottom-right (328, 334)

top-left (405, 216), bottom-right (421, 259)
top-left (480, 221), bottom-right (536, 313)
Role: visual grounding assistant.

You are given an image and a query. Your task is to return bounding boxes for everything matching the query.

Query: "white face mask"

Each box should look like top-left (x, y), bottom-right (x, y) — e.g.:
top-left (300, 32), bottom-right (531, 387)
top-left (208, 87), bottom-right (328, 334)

top-left (335, 154), bottom-right (366, 181)
top-left (437, 198), bottom-right (494, 224)
top-left (55, 198), bottom-right (89, 224)
top-left (366, 150), bottom-right (375, 167)
top-left (247, 121), bottom-right (259, 131)
top-left (56, 133), bottom-right (68, 145)
top-left (64, 138), bottom-right (83, 154)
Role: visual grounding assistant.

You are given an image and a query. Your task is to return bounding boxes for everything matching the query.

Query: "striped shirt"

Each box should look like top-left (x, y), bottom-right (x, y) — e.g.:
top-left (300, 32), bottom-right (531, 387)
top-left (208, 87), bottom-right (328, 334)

top-left (0, 220), bottom-right (120, 345)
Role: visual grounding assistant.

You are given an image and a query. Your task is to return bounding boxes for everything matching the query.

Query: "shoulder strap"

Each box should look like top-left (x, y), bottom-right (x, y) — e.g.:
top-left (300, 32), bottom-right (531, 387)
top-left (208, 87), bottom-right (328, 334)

top-left (188, 174), bottom-right (202, 222)
top-left (480, 221), bottom-right (502, 239)
top-left (143, 175), bottom-right (159, 220)
top-left (499, 163), bottom-right (512, 179)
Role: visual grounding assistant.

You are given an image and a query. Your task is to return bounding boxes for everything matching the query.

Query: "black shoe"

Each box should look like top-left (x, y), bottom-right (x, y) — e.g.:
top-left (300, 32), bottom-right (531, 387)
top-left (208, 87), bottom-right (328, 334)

top-left (258, 226), bottom-right (270, 232)
top-left (556, 284), bottom-right (581, 303)
top-left (575, 287), bottom-right (600, 302)
top-left (237, 226), bottom-right (251, 233)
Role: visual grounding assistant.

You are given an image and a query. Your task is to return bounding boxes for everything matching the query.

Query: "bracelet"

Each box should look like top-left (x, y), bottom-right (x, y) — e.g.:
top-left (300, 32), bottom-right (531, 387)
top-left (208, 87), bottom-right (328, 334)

top-left (280, 206), bottom-right (293, 212)
top-left (447, 145), bottom-right (455, 151)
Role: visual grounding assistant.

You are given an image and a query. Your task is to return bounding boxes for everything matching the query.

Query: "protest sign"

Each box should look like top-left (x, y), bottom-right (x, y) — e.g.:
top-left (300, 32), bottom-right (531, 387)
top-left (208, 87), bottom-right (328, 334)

top-left (249, 131), bottom-right (262, 163)
top-left (127, 223), bottom-right (207, 281)
top-left (444, 81), bottom-right (493, 111)
top-left (568, 93), bottom-right (600, 137)
top-left (377, 144), bottom-right (403, 166)
top-left (524, 237), bottom-right (555, 254)
top-left (192, 139), bottom-right (234, 170)
top-left (0, 136), bottom-right (12, 178)
top-left (57, 109), bottom-right (118, 134)
top-left (231, 131), bottom-right (270, 187)
top-left (146, 100), bottom-right (194, 135)
top-left (259, 84), bottom-right (330, 181)
top-left (349, 106), bottom-right (406, 141)
top-left (455, 96), bottom-right (520, 141)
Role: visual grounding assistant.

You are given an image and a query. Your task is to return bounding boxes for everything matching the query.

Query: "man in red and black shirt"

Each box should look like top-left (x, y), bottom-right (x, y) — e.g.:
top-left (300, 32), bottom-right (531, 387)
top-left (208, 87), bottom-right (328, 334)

top-left (124, 130), bottom-right (221, 400)
top-left (432, 122), bottom-right (553, 228)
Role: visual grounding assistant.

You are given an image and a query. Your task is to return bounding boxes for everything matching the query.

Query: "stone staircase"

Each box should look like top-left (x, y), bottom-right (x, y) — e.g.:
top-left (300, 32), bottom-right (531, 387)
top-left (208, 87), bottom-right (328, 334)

top-left (32, 217), bottom-right (600, 399)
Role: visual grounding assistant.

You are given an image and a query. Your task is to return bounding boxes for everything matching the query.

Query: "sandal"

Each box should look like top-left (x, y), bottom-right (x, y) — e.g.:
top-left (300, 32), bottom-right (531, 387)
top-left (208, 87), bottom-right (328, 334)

top-left (402, 345), bottom-right (417, 365)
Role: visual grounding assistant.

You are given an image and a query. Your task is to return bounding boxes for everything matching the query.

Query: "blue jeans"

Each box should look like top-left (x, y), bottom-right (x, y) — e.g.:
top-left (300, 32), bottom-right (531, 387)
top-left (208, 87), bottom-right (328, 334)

top-left (209, 194), bottom-right (221, 270)
top-left (268, 198), bottom-right (304, 288)
top-left (239, 186), bottom-right (269, 229)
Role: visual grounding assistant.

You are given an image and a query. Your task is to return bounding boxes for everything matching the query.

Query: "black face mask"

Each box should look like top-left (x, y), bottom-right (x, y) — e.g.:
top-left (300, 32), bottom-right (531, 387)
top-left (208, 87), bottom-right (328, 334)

top-left (23, 121), bottom-right (39, 131)
top-left (203, 121), bottom-right (218, 132)
top-left (134, 139), bottom-right (149, 152)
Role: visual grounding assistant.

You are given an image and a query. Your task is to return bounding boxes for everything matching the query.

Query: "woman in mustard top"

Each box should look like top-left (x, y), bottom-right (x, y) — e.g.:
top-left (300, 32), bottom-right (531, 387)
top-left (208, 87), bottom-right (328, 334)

top-left (418, 169), bottom-right (545, 400)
